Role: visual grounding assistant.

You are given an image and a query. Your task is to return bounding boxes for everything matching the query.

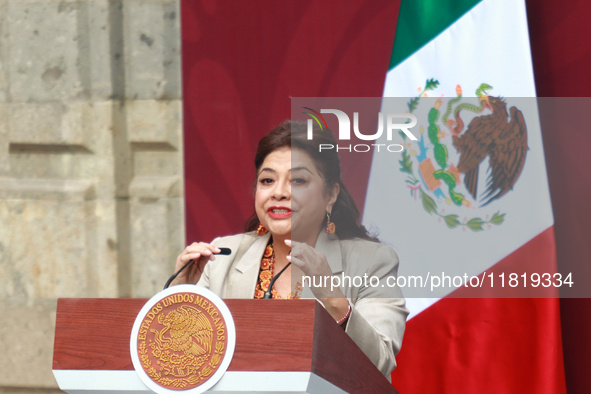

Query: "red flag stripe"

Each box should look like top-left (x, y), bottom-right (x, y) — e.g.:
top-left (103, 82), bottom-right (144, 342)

top-left (392, 227), bottom-right (566, 393)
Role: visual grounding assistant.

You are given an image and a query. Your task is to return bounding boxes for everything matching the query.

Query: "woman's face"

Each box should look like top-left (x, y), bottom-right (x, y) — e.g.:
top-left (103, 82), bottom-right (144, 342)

top-left (255, 147), bottom-right (338, 244)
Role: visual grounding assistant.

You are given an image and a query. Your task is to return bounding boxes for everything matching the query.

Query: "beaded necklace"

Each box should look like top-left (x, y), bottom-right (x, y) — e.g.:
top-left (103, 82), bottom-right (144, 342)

top-left (254, 243), bottom-right (302, 299)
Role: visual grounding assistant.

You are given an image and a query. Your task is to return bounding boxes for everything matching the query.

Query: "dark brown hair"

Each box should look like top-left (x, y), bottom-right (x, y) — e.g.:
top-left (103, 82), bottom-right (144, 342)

top-left (245, 120), bottom-right (378, 242)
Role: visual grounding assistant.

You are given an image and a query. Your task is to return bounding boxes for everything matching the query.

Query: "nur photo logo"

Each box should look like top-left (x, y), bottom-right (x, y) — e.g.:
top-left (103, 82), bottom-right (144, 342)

top-left (302, 106), bottom-right (418, 153)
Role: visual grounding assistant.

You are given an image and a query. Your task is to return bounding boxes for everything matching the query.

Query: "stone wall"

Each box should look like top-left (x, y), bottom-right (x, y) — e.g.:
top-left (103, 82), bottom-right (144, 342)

top-left (0, 0), bottom-right (184, 391)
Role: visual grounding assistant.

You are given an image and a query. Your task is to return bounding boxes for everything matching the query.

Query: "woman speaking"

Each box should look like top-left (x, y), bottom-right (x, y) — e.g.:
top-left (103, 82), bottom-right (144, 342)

top-left (171, 120), bottom-right (408, 376)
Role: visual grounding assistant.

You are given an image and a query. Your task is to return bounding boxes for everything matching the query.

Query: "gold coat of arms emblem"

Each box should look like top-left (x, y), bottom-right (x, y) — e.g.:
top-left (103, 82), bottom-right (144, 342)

top-left (131, 285), bottom-right (236, 393)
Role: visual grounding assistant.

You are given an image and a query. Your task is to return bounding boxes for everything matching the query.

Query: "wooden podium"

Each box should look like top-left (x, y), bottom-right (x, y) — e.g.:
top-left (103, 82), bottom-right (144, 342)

top-left (53, 298), bottom-right (397, 393)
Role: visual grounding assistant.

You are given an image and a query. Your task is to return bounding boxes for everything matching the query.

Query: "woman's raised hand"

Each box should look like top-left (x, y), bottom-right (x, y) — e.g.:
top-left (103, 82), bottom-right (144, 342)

top-left (285, 239), bottom-right (334, 286)
top-left (171, 242), bottom-right (220, 285)
top-left (286, 239), bottom-right (350, 323)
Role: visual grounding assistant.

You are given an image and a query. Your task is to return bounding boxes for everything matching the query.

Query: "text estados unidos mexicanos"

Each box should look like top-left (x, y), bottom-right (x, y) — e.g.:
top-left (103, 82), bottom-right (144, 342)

top-left (302, 272), bottom-right (574, 292)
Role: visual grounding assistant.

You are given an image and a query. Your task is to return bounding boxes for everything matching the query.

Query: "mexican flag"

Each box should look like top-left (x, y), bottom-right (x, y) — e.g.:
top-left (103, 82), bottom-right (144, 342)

top-left (362, 0), bottom-right (567, 392)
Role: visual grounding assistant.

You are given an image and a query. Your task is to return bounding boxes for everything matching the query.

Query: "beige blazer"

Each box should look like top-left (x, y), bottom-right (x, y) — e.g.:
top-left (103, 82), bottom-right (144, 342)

top-left (197, 231), bottom-right (408, 376)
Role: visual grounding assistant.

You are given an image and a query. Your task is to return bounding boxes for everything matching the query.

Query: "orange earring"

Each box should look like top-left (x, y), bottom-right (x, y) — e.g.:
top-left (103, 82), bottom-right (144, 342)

top-left (325, 212), bottom-right (336, 234)
top-left (257, 224), bottom-right (269, 235)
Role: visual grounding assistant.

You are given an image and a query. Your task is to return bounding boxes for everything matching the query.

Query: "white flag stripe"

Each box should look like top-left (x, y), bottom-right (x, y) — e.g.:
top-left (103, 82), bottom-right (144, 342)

top-left (383, 0), bottom-right (536, 97)
top-left (364, 0), bottom-right (553, 318)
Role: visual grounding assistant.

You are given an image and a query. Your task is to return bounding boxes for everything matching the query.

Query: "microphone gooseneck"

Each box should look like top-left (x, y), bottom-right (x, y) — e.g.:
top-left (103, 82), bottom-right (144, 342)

top-left (263, 261), bottom-right (291, 299)
top-left (163, 258), bottom-right (193, 290)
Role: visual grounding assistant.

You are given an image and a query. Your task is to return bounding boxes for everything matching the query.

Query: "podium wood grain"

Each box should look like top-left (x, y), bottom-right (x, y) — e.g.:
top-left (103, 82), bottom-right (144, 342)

top-left (53, 298), bottom-right (395, 393)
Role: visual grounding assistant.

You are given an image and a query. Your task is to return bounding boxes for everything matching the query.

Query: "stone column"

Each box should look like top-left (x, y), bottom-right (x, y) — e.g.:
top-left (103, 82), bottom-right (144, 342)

top-left (0, 0), bottom-right (184, 390)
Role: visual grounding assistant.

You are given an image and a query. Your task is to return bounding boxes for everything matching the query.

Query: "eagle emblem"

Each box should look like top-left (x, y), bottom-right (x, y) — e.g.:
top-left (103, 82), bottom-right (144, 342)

top-left (135, 292), bottom-right (229, 391)
top-left (398, 79), bottom-right (529, 231)
top-left (452, 94), bottom-right (528, 206)
top-left (154, 305), bottom-right (214, 361)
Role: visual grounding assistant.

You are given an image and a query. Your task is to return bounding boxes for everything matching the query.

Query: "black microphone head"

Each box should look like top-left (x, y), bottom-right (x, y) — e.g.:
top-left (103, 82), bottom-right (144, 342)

top-left (216, 247), bottom-right (231, 255)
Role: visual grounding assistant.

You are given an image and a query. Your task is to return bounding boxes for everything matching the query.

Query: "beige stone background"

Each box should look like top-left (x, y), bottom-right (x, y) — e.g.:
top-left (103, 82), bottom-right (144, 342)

top-left (0, 0), bottom-right (184, 391)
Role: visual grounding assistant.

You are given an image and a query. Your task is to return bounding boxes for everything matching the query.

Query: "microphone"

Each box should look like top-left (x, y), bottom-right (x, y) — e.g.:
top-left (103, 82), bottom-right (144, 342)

top-left (217, 248), bottom-right (232, 255)
top-left (163, 247), bottom-right (231, 290)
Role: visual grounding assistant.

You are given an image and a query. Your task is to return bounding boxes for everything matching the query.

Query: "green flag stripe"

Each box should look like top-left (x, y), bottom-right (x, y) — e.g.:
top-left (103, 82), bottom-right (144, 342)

top-left (389, 0), bottom-right (482, 71)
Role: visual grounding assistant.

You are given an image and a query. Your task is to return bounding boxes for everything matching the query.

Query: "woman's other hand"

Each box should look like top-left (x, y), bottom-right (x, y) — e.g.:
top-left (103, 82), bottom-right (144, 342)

top-left (285, 239), bottom-right (333, 285)
top-left (286, 239), bottom-right (350, 324)
top-left (171, 242), bottom-right (220, 285)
